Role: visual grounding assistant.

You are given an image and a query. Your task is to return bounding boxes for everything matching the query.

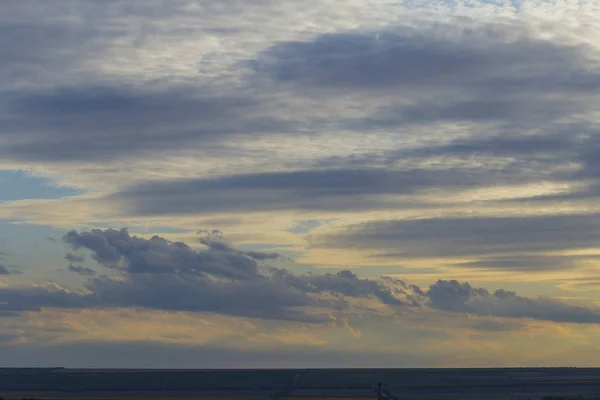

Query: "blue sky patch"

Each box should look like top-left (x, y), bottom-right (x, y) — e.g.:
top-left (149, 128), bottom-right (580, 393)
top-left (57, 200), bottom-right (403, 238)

top-left (0, 170), bottom-right (82, 201)
top-left (288, 219), bottom-right (337, 234)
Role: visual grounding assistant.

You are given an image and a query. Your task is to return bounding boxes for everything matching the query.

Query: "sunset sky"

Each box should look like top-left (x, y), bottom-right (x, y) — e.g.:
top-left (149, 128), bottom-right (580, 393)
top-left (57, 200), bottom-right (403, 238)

top-left (2, 0), bottom-right (600, 367)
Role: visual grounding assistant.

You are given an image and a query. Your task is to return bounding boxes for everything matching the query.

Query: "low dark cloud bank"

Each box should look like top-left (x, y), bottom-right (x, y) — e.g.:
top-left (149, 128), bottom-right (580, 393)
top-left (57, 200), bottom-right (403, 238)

top-left (0, 229), bottom-right (598, 326)
top-left (61, 228), bottom-right (411, 321)
top-left (0, 263), bottom-right (19, 275)
top-left (0, 264), bottom-right (10, 275)
top-left (428, 280), bottom-right (600, 324)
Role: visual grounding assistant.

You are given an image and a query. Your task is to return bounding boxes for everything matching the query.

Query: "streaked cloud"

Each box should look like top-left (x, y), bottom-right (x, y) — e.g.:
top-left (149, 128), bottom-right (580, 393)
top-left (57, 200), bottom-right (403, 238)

top-left (253, 21), bottom-right (600, 96)
top-left (67, 264), bottom-right (97, 277)
top-left (318, 214), bottom-right (600, 261)
top-left (428, 280), bottom-right (600, 324)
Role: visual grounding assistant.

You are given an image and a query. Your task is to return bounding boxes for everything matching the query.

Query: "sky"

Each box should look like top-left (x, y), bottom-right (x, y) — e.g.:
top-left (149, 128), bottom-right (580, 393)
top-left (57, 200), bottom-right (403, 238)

top-left (2, 0), bottom-right (600, 368)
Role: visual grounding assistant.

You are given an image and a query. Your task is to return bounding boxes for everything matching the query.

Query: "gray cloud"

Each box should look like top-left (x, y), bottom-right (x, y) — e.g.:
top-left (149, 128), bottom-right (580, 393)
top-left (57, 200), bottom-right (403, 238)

top-left (0, 4), bottom-right (300, 163)
top-left (0, 284), bottom-right (91, 313)
top-left (403, 132), bottom-right (581, 160)
top-left (253, 21), bottom-right (599, 95)
top-left (1, 86), bottom-right (293, 163)
top-left (406, 126), bottom-right (600, 186)
top-left (84, 273), bottom-right (335, 322)
top-left (449, 255), bottom-right (576, 272)
top-left (310, 128), bottom-right (600, 211)
top-left (249, 20), bottom-right (600, 201)
top-left (345, 99), bottom-right (584, 132)
top-left (3, 15), bottom-right (597, 167)
top-left (0, 21), bottom-right (106, 89)
top-left (244, 250), bottom-right (280, 260)
top-left (428, 280), bottom-right (600, 324)
top-left (3, 10), bottom-right (599, 226)
top-left (271, 269), bottom-right (409, 306)
top-left (3, 4), bottom-right (600, 337)
top-left (465, 318), bottom-right (525, 332)
top-left (0, 264), bottom-right (9, 275)
top-left (112, 167), bottom-right (525, 215)
top-left (2, 227), bottom-right (600, 326)
top-left (374, 130), bottom-right (584, 174)
top-left (65, 253), bottom-right (85, 264)
top-left (67, 264), bottom-right (97, 277)
top-left (0, 263), bottom-right (19, 275)
top-left (58, 228), bottom-right (410, 321)
top-left (65, 228), bottom-right (262, 280)
top-left (320, 214), bottom-right (600, 262)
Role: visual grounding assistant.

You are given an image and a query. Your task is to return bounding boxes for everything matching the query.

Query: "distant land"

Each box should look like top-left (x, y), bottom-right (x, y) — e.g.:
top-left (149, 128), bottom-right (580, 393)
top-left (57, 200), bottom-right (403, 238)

top-left (2, 368), bottom-right (600, 400)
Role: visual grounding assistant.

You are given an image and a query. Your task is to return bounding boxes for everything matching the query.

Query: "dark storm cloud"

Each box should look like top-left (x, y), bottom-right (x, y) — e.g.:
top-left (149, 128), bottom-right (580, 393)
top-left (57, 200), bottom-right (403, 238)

top-left (428, 280), bottom-right (600, 324)
top-left (67, 264), bottom-right (97, 276)
top-left (321, 214), bottom-right (600, 261)
top-left (112, 167), bottom-right (528, 215)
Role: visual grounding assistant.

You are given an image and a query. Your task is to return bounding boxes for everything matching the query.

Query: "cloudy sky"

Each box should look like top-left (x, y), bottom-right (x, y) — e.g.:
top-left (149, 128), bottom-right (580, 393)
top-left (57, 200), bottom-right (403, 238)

top-left (2, 0), bottom-right (600, 368)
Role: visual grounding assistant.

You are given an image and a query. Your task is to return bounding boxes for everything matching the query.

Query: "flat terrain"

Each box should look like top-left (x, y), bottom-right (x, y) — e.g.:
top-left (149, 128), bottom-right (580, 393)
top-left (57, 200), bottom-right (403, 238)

top-left (2, 368), bottom-right (600, 400)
